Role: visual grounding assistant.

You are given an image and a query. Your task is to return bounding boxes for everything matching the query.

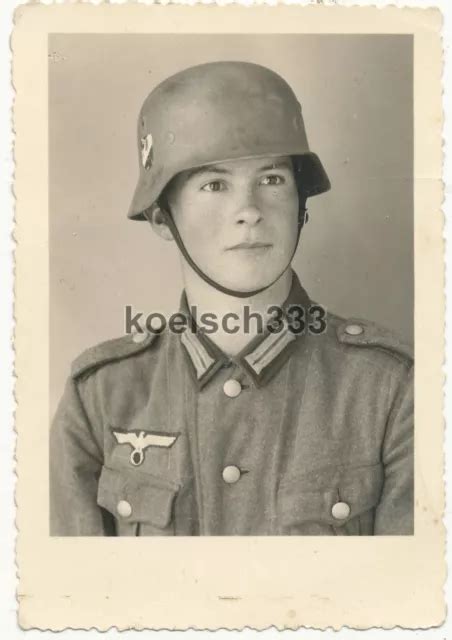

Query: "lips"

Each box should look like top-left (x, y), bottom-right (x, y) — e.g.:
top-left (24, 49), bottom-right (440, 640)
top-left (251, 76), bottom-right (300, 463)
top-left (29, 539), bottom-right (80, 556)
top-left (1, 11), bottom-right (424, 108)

top-left (226, 241), bottom-right (272, 251)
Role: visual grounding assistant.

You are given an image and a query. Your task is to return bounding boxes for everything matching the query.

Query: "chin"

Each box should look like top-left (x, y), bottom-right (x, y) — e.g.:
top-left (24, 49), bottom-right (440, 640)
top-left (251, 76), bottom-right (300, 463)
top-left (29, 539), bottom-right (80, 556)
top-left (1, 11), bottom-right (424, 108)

top-left (218, 268), bottom-right (281, 293)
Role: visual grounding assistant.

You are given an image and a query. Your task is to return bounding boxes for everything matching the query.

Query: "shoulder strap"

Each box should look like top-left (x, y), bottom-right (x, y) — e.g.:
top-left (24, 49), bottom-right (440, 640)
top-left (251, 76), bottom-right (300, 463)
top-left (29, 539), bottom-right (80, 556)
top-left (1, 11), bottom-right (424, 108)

top-left (336, 318), bottom-right (413, 365)
top-left (71, 332), bottom-right (158, 379)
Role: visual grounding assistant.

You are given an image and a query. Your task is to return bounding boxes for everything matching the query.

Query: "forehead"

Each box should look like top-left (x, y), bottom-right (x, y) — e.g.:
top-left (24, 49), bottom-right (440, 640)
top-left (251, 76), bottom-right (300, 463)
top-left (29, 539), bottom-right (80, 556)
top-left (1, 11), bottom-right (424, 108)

top-left (183, 155), bottom-right (294, 181)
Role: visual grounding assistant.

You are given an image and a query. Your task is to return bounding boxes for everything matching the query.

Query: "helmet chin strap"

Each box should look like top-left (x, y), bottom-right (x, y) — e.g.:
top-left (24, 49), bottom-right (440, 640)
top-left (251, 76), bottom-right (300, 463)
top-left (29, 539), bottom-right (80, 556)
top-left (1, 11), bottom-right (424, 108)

top-left (145, 204), bottom-right (308, 299)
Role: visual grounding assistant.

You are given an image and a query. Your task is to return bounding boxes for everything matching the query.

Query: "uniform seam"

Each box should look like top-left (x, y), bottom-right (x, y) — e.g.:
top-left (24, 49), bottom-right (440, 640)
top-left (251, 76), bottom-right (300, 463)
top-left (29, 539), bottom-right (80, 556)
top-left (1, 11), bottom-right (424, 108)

top-left (269, 365), bottom-right (291, 534)
top-left (318, 339), bottom-right (412, 374)
top-left (270, 342), bottom-right (314, 534)
top-left (184, 365), bottom-right (205, 535)
top-left (165, 335), bottom-right (174, 448)
top-left (365, 345), bottom-right (412, 368)
top-left (381, 364), bottom-right (414, 457)
top-left (166, 334), bottom-right (196, 535)
top-left (74, 378), bottom-right (104, 462)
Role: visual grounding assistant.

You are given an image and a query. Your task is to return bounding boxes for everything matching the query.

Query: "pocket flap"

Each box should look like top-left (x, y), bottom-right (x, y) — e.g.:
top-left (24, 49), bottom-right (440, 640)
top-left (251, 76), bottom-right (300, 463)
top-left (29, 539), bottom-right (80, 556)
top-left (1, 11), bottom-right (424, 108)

top-left (97, 466), bottom-right (179, 529)
top-left (279, 463), bottom-right (384, 527)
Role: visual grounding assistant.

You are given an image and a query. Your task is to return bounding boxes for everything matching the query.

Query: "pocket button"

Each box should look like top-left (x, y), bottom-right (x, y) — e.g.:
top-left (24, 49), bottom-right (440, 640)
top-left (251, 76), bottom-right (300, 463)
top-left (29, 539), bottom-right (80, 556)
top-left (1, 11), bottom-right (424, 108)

top-left (331, 501), bottom-right (351, 520)
top-left (222, 465), bottom-right (241, 484)
top-left (117, 500), bottom-right (132, 518)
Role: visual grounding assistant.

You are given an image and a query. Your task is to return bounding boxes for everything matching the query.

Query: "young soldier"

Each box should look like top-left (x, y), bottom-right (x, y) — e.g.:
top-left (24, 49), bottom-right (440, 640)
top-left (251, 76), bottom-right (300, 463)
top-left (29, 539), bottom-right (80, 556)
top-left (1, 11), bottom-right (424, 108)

top-left (50, 62), bottom-right (414, 536)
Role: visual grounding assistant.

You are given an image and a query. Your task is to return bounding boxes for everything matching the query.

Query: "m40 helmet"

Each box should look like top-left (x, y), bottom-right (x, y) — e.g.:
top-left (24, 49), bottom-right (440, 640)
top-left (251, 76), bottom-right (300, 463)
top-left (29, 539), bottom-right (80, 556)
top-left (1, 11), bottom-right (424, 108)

top-left (128, 61), bottom-right (330, 221)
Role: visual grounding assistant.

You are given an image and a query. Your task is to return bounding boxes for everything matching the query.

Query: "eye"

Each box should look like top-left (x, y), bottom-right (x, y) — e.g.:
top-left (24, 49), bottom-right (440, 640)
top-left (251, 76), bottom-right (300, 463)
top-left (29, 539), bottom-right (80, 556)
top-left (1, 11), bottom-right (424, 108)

top-left (259, 174), bottom-right (286, 186)
top-left (201, 180), bottom-right (227, 192)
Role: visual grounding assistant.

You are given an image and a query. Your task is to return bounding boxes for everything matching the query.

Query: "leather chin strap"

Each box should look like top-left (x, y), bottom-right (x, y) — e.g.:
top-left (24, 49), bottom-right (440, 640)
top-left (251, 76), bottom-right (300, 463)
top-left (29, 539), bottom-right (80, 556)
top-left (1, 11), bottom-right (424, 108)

top-left (145, 203), bottom-right (308, 299)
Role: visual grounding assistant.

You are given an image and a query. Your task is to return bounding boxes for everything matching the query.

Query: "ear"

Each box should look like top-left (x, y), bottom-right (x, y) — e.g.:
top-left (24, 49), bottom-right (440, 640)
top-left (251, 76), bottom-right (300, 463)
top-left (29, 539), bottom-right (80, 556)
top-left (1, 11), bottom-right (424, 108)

top-left (144, 204), bottom-right (174, 242)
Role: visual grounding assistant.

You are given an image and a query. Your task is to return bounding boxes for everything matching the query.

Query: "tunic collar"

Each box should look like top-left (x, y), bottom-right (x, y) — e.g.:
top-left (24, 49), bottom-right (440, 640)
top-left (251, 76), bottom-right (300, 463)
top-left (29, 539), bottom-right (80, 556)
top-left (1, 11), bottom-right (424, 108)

top-left (179, 271), bottom-right (312, 389)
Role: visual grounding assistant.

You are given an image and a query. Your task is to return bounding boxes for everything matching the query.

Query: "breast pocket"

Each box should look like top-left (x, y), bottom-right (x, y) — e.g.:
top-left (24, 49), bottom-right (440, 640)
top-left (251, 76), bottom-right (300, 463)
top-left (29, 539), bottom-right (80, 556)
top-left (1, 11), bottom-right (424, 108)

top-left (97, 465), bottom-right (179, 536)
top-left (278, 463), bottom-right (384, 535)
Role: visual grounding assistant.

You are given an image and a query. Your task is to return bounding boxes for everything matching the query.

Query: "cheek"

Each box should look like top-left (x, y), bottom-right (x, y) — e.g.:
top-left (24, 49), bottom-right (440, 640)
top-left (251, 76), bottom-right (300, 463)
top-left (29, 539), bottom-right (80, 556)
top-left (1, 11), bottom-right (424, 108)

top-left (265, 194), bottom-right (299, 237)
top-left (172, 199), bottom-right (223, 245)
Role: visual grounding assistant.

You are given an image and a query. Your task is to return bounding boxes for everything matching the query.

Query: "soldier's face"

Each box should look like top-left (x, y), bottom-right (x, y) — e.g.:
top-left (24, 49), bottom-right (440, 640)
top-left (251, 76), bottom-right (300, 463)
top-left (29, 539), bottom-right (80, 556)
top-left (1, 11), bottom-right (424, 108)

top-left (163, 155), bottom-right (299, 293)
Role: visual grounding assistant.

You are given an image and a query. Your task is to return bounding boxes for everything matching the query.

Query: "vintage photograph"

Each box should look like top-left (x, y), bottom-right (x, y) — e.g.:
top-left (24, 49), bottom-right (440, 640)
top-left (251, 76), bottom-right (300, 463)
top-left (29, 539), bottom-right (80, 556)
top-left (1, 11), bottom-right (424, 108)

top-left (13, 4), bottom-right (444, 630)
top-left (49, 33), bottom-right (414, 537)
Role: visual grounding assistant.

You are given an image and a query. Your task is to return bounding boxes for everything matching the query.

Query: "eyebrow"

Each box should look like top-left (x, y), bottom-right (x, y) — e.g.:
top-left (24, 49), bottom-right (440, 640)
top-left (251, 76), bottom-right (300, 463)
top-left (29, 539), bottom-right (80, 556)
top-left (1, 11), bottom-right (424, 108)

top-left (185, 159), bottom-right (293, 181)
top-left (257, 160), bottom-right (293, 173)
top-left (185, 165), bottom-right (232, 181)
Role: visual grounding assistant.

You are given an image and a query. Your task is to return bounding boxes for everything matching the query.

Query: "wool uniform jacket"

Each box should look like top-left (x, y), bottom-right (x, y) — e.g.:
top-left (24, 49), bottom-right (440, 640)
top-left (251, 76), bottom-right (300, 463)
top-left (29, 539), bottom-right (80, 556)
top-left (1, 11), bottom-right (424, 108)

top-left (50, 275), bottom-right (414, 536)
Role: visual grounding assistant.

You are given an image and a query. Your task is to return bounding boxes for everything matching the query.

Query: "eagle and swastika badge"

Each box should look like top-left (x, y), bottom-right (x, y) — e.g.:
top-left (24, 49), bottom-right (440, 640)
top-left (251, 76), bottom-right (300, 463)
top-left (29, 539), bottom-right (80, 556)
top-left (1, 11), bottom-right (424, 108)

top-left (112, 429), bottom-right (178, 466)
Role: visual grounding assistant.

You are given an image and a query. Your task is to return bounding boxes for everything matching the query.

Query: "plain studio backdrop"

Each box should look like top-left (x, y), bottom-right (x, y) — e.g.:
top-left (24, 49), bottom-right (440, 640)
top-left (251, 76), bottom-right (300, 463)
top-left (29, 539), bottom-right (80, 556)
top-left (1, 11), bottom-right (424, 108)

top-left (49, 34), bottom-right (413, 416)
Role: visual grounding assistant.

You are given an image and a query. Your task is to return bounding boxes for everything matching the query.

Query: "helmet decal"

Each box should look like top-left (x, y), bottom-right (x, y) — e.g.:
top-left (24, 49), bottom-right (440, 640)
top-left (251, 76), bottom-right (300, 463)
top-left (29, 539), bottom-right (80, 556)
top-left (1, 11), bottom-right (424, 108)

top-left (140, 133), bottom-right (154, 170)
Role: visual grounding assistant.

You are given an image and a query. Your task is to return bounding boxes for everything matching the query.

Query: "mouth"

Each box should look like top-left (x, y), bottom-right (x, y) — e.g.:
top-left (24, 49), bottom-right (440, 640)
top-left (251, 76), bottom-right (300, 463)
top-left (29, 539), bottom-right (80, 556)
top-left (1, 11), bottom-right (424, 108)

top-left (226, 241), bottom-right (273, 251)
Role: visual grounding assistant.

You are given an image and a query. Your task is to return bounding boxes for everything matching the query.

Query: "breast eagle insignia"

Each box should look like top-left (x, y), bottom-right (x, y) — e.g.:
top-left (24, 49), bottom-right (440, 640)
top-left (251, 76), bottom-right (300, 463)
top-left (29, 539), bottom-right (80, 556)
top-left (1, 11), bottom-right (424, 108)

top-left (112, 429), bottom-right (178, 466)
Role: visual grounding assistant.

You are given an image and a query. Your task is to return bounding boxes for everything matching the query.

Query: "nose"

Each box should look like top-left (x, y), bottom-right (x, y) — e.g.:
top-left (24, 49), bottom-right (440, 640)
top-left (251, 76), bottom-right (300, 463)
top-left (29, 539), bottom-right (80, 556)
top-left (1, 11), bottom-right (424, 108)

top-left (235, 191), bottom-right (262, 226)
top-left (236, 207), bottom-right (262, 226)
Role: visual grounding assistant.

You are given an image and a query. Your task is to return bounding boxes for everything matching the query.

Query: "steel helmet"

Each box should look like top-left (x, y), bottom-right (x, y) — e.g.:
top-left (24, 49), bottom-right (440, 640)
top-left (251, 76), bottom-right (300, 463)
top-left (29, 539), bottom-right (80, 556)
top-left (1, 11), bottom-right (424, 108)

top-left (128, 61), bottom-right (330, 220)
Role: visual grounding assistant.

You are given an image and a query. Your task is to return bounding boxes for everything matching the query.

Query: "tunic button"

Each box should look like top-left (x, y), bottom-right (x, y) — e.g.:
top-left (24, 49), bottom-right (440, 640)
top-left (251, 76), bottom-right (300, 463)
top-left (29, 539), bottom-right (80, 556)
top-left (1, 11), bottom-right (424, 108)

top-left (117, 500), bottom-right (132, 518)
top-left (331, 501), bottom-right (351, 520)
top-left (345, 323), bottom-right (364, 336)
top-left (132, 331), bottom-right (148, 344)
top-left (223, 379), bottom-right (242, 398)
top-left (222, 465), bottom-right (241, 484)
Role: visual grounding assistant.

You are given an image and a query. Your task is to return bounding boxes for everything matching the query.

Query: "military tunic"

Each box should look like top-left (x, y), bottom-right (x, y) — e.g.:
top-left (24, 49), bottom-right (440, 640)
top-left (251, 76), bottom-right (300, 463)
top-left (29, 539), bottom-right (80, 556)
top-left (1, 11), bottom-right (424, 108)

top-left (50, 274), bottom-right (414, 536)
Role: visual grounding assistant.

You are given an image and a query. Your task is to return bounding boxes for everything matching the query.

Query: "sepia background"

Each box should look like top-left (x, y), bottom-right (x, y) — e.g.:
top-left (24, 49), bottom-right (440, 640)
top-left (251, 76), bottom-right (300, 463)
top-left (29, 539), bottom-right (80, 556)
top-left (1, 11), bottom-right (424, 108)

top-left (49, 34), bottom-right (413, 415)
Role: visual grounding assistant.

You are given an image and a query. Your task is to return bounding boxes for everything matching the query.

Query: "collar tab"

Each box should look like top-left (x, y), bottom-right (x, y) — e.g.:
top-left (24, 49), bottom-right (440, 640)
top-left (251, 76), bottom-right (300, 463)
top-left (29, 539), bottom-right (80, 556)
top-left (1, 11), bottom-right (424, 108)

top-left (179, 272), bottom-right (311, 388)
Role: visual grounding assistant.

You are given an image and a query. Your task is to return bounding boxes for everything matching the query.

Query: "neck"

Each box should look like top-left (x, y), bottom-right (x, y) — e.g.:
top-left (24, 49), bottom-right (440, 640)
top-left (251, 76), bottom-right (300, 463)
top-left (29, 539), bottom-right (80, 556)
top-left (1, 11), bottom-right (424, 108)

top-left (183, 265), bottom-right (293, 356)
